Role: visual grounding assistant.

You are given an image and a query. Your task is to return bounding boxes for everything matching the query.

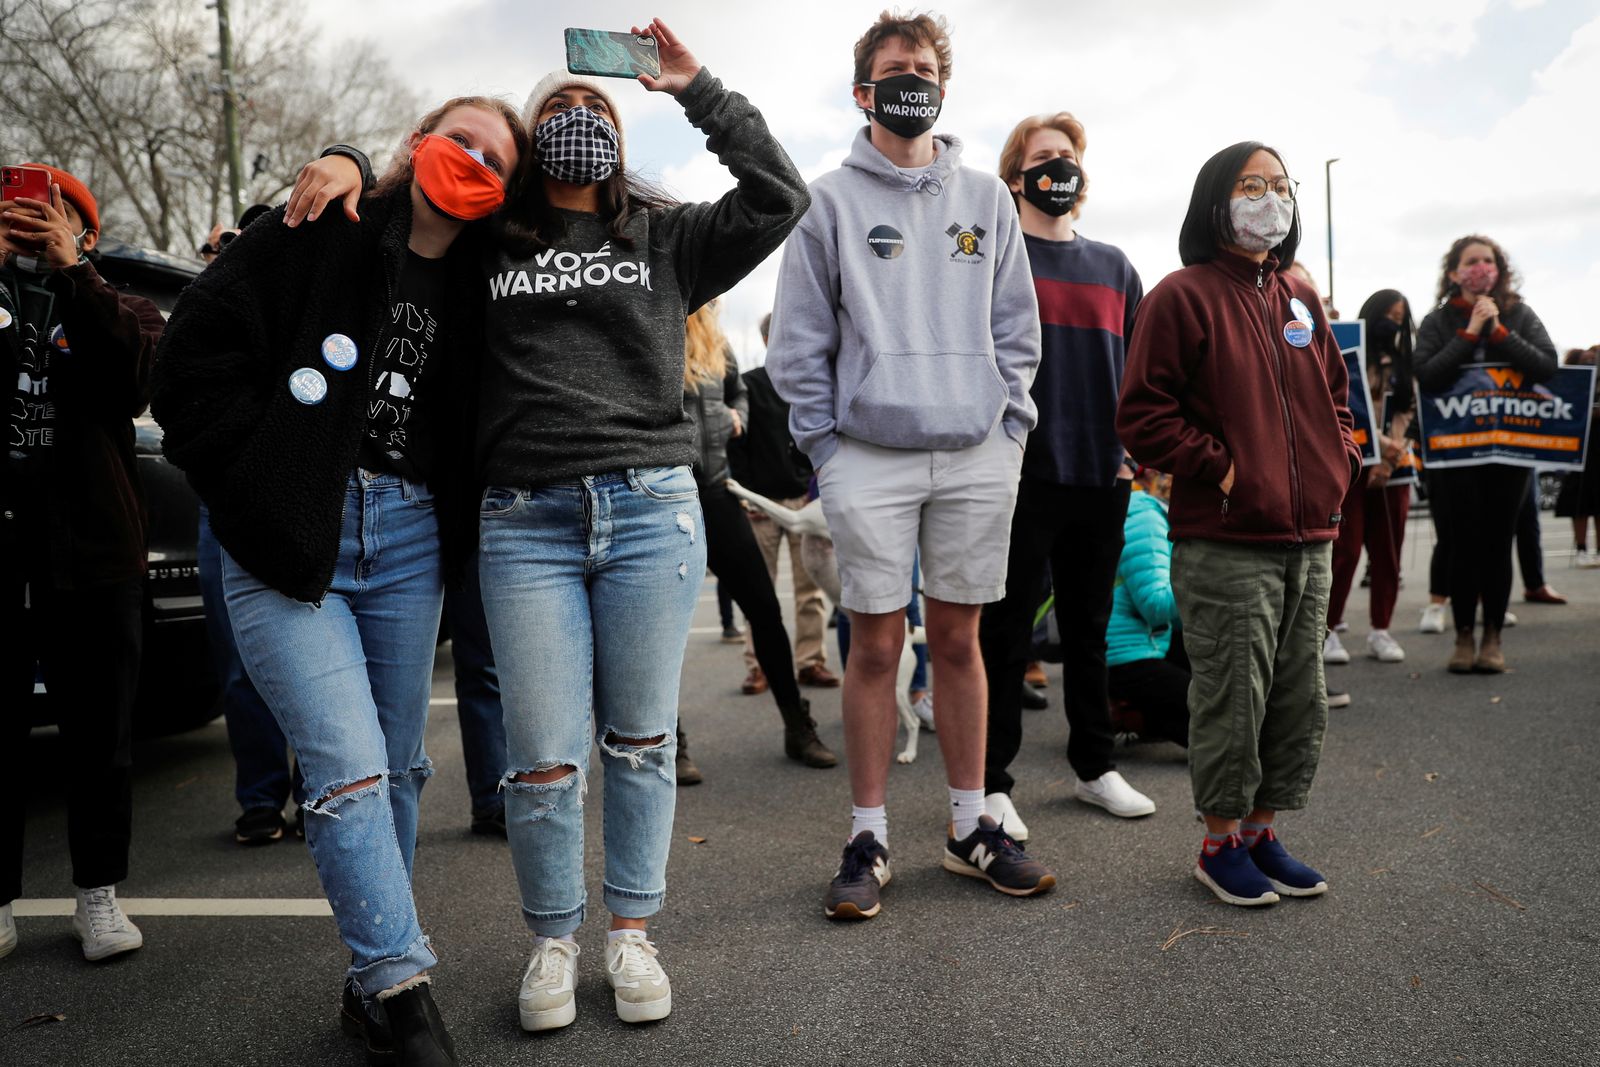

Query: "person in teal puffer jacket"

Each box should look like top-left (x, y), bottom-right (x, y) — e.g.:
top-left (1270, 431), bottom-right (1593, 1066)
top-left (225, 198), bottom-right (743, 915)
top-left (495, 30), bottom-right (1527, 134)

top-left (1106, 473), bottom-right (1190, 747)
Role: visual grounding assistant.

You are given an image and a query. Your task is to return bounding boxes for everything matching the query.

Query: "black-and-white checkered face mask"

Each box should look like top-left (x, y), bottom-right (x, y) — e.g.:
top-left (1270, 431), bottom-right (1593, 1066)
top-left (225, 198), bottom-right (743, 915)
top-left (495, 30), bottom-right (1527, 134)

top-left (535, 106), bottom-right (620, 186)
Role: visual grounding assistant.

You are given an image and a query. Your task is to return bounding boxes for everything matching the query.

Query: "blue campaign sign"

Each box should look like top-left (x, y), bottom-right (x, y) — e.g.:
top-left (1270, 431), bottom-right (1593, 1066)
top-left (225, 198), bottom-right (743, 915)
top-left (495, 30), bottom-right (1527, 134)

top-left (1329, 321), bottom-right (1380, 466)
top-left (1416, 363), bottom-right (1596, 470)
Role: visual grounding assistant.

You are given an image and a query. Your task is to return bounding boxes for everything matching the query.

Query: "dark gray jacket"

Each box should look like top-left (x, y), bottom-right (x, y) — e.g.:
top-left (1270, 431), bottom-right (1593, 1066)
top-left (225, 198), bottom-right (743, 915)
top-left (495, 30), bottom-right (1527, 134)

top-left (684, 350), bottom-right (747, 486)
top-left (1413, 297), bottom-right (1557, 393)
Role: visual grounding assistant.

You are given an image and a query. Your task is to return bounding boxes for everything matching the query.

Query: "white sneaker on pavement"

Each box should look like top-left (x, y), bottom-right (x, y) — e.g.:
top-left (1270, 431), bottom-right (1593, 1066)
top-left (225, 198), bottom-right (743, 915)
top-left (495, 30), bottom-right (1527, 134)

top-left (1073, 770), bottom-right (1156, 818)
top-left (1576, 549), bottom-right (1600, 569)
top-left (1504, 611), bottom-right (1518, 627)
top-left (912, 693), bottom-right (936, 732)
top-left (605, 931), bottom-right (671, 1023)
top-left (1366, 629), bottom-right (1406, 663)
top-left (1, 902), bottom-right (16, 960)
top-left (983, 792), bottom-right (1030, 842)
top-left (519, 937), bottom-right (580, 1032)
top-left (1323, 630), bottom-right (1351, 664)
top-left (72, 886), bottom-right (142, 961)
top-left (1419, 603), bottom-right (1448, 634)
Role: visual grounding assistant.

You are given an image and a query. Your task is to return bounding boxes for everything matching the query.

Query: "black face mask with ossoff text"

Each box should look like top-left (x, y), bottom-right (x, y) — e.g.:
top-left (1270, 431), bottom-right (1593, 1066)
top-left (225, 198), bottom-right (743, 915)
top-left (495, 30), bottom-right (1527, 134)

top-left (861, 73), bottom-right (942, 138)
top-left (1020, 158), bottom-right (1083, 217)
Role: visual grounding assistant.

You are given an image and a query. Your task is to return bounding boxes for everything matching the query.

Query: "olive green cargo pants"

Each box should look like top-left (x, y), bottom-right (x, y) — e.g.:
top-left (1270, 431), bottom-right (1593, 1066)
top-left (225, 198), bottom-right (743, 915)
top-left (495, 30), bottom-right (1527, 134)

top-left (1171, 539), bottom-right (1332, 818)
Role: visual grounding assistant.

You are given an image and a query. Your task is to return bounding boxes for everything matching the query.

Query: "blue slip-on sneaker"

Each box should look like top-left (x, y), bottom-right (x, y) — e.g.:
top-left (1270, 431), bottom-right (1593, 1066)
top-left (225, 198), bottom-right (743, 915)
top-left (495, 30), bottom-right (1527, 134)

top-left (1248, 827), bottom-right (1328, 897)
top-left (1194, 833), bottom-right (1280, 906)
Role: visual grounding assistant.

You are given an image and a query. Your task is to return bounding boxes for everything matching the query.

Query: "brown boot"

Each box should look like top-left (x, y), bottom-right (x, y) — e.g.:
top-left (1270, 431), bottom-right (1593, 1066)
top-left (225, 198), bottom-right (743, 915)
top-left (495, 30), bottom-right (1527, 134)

top-left (1447, 629), bottom-right (1477, 674)
top-left (780, 698), bottom-right (837, 768)
top-left (741, 666), bottom-right (768, 695)
top-left (1474, 627), bottom-right (1506, 673)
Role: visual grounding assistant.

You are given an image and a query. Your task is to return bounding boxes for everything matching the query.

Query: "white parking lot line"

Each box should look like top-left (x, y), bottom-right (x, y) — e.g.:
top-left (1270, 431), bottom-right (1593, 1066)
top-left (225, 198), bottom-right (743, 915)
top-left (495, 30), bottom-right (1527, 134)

top-left (12, 898), bottom-right (333, 917)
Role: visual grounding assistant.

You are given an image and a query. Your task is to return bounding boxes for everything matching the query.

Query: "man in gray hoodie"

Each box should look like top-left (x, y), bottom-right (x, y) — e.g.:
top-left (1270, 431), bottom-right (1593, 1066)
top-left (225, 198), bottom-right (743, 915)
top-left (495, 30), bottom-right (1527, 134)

top-left (767, 11), bottom-right (1052, 921)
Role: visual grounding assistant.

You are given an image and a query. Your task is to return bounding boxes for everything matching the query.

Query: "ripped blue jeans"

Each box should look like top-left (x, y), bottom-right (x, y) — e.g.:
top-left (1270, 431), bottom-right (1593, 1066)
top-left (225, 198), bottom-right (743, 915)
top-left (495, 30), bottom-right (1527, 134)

top-left (223, 470), bottom-right (444, 996)
top-left (478, 467), bottom-right (706, 936)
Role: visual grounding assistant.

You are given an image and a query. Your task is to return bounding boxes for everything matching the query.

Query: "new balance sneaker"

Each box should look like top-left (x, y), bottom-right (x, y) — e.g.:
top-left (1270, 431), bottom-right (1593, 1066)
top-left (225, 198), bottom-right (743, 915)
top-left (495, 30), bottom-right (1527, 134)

top-left (1, 902), bottom-right (15, 960)
top-left (1074, 770), bottom-right (1156, 818)
top-left (1247, 827), bottom-right (1328, 896)
top-left (1419, 602), bottom-right (1448, 634)
top-left (1194, 834), bottom-right (1279, 907)
top-left (1366, 629), bottom-right (1406, 663)
top-left (983, 791), bottom-right (1030, 842)
top-left (519, 937), bottom-right (580, 1032)
top-left (943, 815), bottom-right (1056, 897)
top-left (72, 885), bottom-right (143, 961)
top-left (604, 931), bottom-right (671, 1023)
top-left (823, 831), bottom-right (891, 920)
top-left (1322, 629), bottom-right (1351, 664)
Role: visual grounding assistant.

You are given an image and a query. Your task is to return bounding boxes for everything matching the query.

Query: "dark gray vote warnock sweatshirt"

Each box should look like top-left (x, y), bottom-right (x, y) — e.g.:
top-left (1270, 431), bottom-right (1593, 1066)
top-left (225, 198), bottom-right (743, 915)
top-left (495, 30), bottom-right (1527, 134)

top-left (478, 69), bottom-right (809, 488)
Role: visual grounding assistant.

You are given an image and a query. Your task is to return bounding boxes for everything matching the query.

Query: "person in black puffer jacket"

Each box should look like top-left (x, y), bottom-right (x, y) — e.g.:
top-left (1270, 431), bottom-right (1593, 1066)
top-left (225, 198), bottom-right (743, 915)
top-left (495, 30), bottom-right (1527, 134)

top-left (152, 96), bottom-right (526, 1067)
top-left (1413, 234), bottom-right (1557, 676)
top-left (681, 302), bottom-right (835, 773)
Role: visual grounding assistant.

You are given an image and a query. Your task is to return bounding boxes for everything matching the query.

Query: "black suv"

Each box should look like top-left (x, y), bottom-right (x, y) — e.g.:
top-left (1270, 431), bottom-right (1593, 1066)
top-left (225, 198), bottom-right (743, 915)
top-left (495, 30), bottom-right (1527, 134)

top-left (30, 239), bottom-right (220, 735)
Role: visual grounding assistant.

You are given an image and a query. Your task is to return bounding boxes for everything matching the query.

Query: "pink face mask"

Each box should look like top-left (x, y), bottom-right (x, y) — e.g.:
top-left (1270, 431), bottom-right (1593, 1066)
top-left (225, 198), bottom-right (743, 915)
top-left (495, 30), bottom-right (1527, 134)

top-left (1457, 260), bottom-right (1499, 296)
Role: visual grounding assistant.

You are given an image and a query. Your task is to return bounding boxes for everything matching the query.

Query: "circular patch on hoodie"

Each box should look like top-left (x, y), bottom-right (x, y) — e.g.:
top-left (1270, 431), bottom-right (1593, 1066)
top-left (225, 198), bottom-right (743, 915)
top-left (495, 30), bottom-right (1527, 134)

top-left (866, 225), bottom-right (905, 259)
top-left (288, 367), bottom-right (328, 405)
top-left (1284, 321), bottom-right (1313, 348)
top-left (321, 333), bottom-right (358, 371)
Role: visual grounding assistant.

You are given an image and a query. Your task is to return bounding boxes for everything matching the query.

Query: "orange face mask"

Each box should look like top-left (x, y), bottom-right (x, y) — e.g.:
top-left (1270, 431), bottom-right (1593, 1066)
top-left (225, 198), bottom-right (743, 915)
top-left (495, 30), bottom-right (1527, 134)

top-left (411, 134), bottom-right (504, 221)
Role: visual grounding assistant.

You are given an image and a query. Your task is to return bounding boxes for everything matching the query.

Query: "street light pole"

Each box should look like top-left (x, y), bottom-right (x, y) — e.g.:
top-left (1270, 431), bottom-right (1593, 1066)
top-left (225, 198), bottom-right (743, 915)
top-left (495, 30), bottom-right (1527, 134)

top-left (211, 0), bottom-right (244, 223)
top-left (1325, 157), bottom-right (1340, 312)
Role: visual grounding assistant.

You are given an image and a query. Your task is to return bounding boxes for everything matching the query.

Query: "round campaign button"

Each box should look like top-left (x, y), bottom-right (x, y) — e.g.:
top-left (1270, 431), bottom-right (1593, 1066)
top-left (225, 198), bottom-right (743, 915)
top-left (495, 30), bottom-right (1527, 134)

top-left (49, 323), bottom-right (71, 353)
top-left (1289, 297), bottom-right (1315, 327)
top-left (0, 307), bottom-right (11, 331)
top-left (321, 333), bottom-right (358, 371)
top-left (288, 367), bottom-right (328, 405)
top-left (1284, 321), bottom-right (1313, 348)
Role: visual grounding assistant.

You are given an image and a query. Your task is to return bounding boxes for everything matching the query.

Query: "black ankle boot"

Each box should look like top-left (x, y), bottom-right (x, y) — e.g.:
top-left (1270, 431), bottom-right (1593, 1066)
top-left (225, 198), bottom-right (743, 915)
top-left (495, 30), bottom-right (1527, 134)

top-left (371, 980), bottom-right (457, 1067)
top-left (675, 727), bottom-right (704, 786)
top-left (780, 697), bottom-right (837, 768)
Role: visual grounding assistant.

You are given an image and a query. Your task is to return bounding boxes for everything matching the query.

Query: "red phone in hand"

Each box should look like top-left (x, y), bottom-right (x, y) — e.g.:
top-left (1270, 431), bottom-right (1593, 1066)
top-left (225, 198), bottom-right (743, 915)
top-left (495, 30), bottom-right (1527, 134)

top-left (1, 165), bottom-right (53, 206)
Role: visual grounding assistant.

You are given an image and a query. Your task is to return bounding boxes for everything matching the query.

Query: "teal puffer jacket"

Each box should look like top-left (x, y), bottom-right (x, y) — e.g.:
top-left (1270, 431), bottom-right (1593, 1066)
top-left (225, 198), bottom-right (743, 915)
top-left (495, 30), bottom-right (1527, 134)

top-left (1107, 491), bottom-right (1179, 667)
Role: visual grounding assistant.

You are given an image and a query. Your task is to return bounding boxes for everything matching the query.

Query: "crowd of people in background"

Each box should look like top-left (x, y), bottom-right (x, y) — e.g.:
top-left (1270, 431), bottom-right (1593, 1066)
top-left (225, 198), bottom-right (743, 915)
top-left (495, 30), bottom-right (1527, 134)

top-left (4, 9), bottom-right (1594, 1067)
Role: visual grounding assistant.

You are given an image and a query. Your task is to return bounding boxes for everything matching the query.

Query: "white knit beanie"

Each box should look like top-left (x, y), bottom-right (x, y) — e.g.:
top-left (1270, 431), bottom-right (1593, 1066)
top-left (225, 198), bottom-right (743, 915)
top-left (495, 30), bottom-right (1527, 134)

top-left (523, 71), bottom-right (626, 163)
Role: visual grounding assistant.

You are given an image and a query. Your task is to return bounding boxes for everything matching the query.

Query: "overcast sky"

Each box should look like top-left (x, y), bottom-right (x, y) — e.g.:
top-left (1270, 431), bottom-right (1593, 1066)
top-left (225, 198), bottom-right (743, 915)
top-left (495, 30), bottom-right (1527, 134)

top-left (302, 0), bottom-right (1600, 362)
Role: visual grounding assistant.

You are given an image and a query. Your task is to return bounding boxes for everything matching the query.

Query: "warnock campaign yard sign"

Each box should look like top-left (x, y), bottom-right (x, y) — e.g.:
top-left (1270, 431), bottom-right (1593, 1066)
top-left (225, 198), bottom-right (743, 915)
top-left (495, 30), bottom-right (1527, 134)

top-left (1416, 363), bottom-right (1596, 470)
top-left (1330, 321), bottom-right (1380, 467)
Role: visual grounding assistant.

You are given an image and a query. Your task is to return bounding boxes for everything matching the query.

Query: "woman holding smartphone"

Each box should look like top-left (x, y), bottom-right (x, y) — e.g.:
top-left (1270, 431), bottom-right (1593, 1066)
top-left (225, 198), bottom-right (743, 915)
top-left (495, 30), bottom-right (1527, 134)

top-left (153, 96), bottom-right (525, 1066)
top-left (1413, 235), bottom-right (1557, 674)
top-left (288, 19), bottom-right (809, 1032)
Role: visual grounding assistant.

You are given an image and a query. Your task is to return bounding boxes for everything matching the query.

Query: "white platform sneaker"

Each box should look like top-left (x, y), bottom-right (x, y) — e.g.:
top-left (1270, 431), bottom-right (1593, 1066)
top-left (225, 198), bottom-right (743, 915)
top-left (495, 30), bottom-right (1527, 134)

top-left (519, 937), bottom-right (580, 1032)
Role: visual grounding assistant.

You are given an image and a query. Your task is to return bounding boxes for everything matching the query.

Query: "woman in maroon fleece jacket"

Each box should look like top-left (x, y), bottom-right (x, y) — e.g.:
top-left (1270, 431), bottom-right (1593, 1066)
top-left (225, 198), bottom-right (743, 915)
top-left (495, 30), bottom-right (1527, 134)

top-left (1117, 142), bottom-right (1360, 909)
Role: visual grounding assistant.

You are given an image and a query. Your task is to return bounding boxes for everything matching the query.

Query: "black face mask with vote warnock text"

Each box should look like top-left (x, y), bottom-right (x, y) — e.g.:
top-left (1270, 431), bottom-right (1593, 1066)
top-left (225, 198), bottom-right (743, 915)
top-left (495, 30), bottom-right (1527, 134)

top-left (1020, 158), bottom-right (1083, 217)
top-left (861, 73), bottom-right (942, 138)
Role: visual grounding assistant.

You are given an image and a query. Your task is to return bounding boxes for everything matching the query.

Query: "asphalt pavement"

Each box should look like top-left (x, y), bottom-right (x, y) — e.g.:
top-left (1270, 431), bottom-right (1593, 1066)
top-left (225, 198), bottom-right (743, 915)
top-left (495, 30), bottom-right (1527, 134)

top-left (2, 511), bottom-right (1598, 1066)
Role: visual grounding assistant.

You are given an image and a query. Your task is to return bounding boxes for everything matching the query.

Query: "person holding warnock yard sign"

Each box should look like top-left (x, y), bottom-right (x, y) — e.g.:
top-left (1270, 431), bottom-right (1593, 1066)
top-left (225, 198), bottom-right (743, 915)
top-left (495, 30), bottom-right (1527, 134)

top-left (1413, 235), bottom-right (1557, 676)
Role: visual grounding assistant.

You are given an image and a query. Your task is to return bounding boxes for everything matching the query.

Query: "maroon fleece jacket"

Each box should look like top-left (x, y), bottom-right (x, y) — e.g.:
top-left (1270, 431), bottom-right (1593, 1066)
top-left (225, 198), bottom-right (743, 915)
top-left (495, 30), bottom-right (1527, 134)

top-left (1117, 251), bottom-right (1360, 545)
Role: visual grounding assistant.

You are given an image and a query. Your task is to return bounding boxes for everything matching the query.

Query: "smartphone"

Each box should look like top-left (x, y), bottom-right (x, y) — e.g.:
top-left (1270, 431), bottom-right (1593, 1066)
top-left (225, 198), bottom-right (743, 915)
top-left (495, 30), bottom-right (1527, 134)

top-left (1, 165), bottom-right (53, 205)
top-left (564, 28), bottom-right (661, 80)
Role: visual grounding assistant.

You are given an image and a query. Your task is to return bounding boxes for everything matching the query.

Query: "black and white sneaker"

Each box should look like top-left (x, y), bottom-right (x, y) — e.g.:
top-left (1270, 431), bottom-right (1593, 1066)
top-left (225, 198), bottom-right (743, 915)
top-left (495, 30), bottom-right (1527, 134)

top-left (943, 815), bottom-right (1056, 897)
top-left (824, 832), bottom-right (892, 920)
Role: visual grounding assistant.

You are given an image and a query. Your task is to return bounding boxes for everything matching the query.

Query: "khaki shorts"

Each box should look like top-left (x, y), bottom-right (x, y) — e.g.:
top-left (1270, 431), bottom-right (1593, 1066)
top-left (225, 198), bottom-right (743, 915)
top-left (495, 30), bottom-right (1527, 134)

top-left (816, 430), bottom-right (1023, 615)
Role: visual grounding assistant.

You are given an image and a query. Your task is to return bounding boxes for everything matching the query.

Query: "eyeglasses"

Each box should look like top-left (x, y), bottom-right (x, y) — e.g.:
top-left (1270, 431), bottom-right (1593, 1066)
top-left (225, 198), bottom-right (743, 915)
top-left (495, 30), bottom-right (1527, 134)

top-left (198, 230), bottom-right (239, 256)
top-left (1236, 176), bottom-right (1298, 202)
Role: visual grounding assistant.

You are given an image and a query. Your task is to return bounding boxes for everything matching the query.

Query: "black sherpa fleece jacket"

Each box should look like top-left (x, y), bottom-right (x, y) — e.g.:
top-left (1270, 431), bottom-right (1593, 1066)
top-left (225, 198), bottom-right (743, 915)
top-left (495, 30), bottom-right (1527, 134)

top-left (151, 190), bottom-right (484, 602)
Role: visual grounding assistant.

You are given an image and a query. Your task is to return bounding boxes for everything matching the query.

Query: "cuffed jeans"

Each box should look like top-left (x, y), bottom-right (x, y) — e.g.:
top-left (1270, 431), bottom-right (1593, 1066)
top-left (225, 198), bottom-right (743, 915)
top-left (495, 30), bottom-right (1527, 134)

top-left (223, 470), bottom-right (443, 998)
top-left (1172, 539), bottom-right (1332, 818)
top-left (478, 467), bottom-right (705, 937)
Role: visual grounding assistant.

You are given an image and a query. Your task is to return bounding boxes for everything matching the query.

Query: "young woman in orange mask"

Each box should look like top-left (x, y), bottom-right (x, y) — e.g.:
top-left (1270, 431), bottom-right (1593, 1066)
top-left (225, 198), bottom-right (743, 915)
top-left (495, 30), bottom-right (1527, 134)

top-left (152, 97), bottom-right (526, 1066)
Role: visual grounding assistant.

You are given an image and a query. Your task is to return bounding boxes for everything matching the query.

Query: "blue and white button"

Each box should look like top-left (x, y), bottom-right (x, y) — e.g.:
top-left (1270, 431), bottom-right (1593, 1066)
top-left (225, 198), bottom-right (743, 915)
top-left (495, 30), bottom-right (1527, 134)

top-left (49, 323), bottom-right (71, 354)
top-left (321, 333), bottom-right (358, 371)
top-left (1289, 297), bottom-right (1315, 328)
top-left (288, 367), bottom-right (328, 404)
top-left (1284, 320), bottom-right (1313, 348)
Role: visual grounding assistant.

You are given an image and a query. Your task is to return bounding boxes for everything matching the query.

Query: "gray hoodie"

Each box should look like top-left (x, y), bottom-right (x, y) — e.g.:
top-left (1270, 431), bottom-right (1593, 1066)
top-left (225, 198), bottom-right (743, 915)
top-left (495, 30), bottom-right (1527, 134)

top-left (766, 129), bottom-right (1041, 470)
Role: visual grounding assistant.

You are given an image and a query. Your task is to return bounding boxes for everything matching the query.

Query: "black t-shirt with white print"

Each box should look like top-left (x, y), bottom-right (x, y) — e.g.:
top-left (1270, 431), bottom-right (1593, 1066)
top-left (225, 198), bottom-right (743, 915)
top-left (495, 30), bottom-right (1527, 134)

top-left (359, 250), bottom-right (449, 481)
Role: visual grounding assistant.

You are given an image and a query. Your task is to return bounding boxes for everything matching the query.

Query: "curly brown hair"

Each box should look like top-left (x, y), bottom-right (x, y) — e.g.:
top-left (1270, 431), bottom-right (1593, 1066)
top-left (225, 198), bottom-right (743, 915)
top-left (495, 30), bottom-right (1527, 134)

top-left (1435, 234), bottom-right (1521, 310)
top-left (852, 10), bottom-right (953, 88)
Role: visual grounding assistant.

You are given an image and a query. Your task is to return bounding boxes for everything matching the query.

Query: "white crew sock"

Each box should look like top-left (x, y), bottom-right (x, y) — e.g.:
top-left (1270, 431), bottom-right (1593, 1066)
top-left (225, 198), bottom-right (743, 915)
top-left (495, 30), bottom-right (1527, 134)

top-left (949, 787), bottom-right (985, 839)
top-left (850, 804), bottom-right (888, 846)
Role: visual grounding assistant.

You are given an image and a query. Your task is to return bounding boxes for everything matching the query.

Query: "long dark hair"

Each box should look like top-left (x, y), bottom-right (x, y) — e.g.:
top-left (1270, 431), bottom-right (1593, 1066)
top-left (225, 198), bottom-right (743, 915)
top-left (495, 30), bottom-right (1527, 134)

top-left (1358, 289), bottom-right (1413, 360)
top-left (1435, 234), bottom-right (1521, 310)
top-left (1177, 141), bottom-right (1301, 269)
top-left (499, 153), bottom-right (676, 254)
